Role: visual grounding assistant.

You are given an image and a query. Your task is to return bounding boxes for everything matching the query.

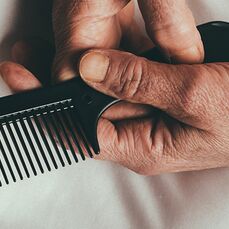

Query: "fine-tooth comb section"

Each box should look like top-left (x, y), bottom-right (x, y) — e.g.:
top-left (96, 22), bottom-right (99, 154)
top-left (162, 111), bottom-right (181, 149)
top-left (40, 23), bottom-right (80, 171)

top-left (0, 96), bottom-right (104, 186)
top-left (0, 22), bottom-right (228, 186)
top-left (0, 68), bottom-right (121, 187)
top-left (0, 75), bottom-right (119, 186)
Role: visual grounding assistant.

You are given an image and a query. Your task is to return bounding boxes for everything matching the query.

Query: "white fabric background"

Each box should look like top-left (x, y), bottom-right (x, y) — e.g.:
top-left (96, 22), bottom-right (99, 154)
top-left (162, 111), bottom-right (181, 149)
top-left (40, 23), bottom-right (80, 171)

top-left (0, 0), bottom-right (229, 228)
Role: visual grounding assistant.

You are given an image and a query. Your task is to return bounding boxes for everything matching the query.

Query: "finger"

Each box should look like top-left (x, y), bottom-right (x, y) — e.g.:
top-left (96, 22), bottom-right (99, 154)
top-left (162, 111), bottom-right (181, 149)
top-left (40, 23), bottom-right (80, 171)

top-left (11, 39), bottom-right (54, 85)
top-left (138, 0), bottom-right (204, 64)
top-left (94, 116), bottom-right (166, 173)
top-left (79, 49), bottom-right (228, 130)
top-left (0, 62), bottom-right (41, 93)
top-left (53, 0), bottom-right (131, 81)
top-left (102, 101), bottom-right (154, 121)
top-left (118, 2), bottom-right (154, 53)
top-left (96, 115), bottom-right (226, 175)
top-left (94, 116), bottom-right (172, 174)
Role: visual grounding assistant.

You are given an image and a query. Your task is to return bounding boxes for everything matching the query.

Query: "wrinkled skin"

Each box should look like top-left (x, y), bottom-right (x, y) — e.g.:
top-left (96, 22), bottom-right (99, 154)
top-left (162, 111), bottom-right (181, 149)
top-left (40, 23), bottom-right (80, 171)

top-left (79, 50), bottom-right (229, 175)
top-left (3, 1), bottom-right (228, 176)
top-left (52, 0), bottom-right (204, 80)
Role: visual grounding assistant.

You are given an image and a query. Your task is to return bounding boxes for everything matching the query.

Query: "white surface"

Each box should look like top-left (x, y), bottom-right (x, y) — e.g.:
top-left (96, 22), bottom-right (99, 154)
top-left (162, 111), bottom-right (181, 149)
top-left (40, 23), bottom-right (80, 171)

top-left (0, 0), bottom-right (229, 229)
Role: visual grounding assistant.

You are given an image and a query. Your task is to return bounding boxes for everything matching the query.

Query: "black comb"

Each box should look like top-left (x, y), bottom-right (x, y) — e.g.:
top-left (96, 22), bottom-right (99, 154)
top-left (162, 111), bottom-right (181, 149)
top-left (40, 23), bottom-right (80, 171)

top-left (0, 21), bottom-right (229, 186)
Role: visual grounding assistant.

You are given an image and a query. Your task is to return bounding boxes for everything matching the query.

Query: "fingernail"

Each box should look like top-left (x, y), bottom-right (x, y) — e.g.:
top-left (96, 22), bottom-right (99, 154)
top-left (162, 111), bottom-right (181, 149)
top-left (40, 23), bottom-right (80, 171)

top-left (171, 46), bottom-right (203, 64)
top-left (79, 52), bottom-right (110, 82)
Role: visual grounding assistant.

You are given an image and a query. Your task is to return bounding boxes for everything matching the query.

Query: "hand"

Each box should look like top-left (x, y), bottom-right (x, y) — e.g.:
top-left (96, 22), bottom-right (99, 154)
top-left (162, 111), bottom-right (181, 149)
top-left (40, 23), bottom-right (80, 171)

top-left (52, 0), bottom-right (204, 80)
top-left (78, 49), bottom-right (229, 175)
top-left (52, 0), bottom-right (207, 174)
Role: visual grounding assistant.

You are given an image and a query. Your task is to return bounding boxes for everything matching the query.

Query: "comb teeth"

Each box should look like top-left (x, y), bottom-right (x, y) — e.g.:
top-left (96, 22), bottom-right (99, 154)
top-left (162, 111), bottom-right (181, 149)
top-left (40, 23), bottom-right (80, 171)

top-left (0, 99), bottom-right (94, 186)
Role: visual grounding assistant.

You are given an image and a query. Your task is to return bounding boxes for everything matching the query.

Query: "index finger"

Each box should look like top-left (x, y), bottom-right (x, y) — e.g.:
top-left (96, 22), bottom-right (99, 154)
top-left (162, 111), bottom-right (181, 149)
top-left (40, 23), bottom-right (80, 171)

top-left (138, 0), bottom-right (204, 63)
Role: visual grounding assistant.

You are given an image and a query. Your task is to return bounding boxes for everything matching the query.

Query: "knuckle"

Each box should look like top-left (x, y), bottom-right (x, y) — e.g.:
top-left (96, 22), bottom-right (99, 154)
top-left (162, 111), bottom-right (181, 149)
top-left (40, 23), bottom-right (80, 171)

top-left (113, 56), bottom-right (147, 100)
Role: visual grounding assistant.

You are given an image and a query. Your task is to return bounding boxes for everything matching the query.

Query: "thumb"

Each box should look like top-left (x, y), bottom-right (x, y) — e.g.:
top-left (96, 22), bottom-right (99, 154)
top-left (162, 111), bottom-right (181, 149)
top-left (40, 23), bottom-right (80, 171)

top-left (79, 49), bottom-right (220, 129)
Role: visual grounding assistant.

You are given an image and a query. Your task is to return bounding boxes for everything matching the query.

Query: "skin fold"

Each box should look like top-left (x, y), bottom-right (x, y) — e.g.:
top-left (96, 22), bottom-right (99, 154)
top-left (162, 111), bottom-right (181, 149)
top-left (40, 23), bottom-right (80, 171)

top-left (1, 1), bottom-right (228, 175)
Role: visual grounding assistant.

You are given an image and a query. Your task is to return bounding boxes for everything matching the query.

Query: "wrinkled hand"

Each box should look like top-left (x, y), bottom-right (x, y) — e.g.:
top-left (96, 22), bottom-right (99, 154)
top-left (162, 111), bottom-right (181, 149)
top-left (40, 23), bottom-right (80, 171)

top-left (79, 49), bottom-right (229, 175)
top-left (51, 0), bottom-right (208, 174)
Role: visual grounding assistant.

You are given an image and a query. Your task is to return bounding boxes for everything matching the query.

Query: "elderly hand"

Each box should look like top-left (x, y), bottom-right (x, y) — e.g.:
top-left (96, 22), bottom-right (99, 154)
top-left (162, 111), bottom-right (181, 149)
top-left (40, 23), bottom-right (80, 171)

top-left (71, 45), bottom-right (228, 174)
top-left (2, 38), bottom-right (229, 176)
top-left (51, 0), bottom-right (211, 174)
